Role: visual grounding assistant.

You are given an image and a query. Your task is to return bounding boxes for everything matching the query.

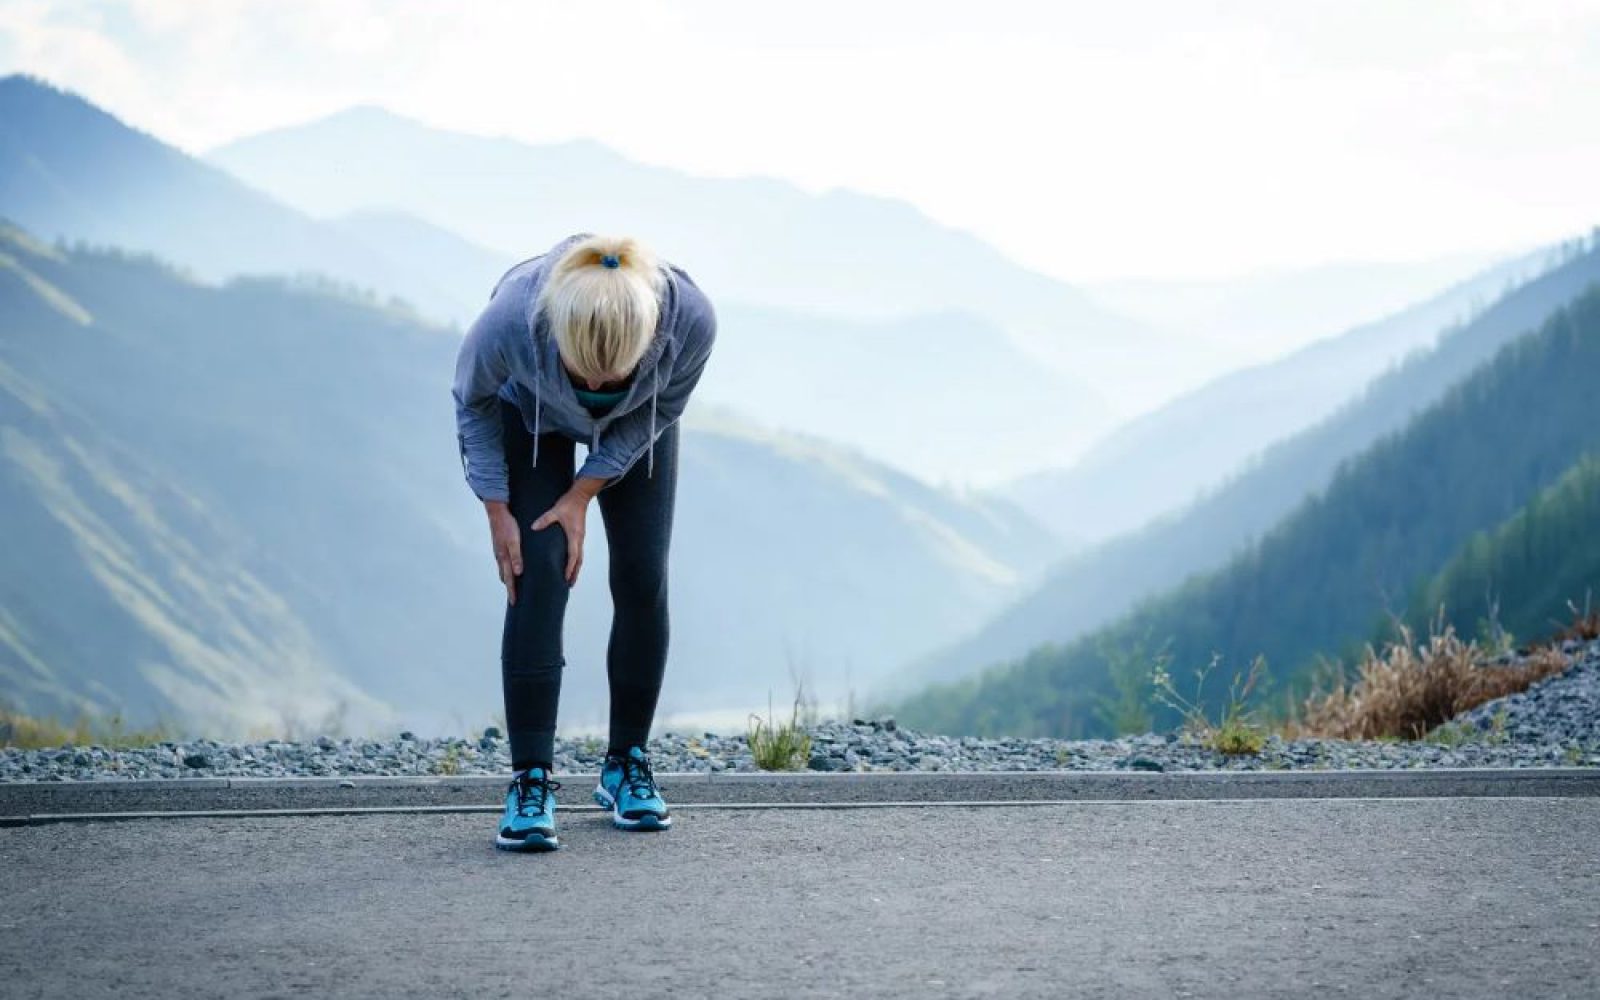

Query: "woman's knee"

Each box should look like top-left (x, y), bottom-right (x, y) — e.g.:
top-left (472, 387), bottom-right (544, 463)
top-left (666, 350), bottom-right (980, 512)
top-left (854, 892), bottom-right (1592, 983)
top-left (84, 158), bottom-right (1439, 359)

top-left (519, 523), bottom-right (570, 584)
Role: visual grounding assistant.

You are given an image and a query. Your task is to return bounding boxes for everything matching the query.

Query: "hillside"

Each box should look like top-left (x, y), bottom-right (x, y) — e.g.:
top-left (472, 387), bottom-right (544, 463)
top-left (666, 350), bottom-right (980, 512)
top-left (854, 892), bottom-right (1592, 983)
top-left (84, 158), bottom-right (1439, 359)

top-left (884, 231), bottom-right (1600, 697)
top-left (892, 282), bottom-right (1600, 736)
top-left (1009, 244), bottom-right (1556, 544)
top-left (1404, 454), bottom-right (1600, 646)
top-left (0, 74), bottom-right (480, 323)
top-left (0, 222), bottom-right (1060, 736)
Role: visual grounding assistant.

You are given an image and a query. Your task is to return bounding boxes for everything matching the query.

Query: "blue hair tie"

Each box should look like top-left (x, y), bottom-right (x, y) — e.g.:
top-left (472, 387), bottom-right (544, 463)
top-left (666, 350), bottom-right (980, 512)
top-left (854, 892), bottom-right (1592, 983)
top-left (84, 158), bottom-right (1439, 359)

top-left (600, 254), bottom-right (621, 269)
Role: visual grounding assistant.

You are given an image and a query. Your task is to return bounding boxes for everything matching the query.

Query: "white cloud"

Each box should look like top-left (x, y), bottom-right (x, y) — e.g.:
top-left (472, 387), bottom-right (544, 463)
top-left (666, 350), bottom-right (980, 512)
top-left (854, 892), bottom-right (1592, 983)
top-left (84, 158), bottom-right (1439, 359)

top-left (4, 0), bottom-right (1600, 280)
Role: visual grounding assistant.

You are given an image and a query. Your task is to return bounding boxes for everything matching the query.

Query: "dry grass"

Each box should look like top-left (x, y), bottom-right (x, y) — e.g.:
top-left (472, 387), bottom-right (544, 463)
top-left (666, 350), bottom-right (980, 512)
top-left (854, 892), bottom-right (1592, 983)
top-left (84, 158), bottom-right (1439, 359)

top-left (0, 704), bottom-right (175, 750)
top-left (1554, 597), bottom-right (1600, 642)
top-left (1291, 617), bottom-right (1571, 741)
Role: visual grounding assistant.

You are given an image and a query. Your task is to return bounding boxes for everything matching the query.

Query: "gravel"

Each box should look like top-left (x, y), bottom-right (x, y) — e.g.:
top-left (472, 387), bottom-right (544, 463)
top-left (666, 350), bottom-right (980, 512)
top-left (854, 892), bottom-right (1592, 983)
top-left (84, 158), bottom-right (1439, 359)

top-left (5, 640), bottom-right (1598, 783)
top-left (1457, 636), bottom-right (1600, 744)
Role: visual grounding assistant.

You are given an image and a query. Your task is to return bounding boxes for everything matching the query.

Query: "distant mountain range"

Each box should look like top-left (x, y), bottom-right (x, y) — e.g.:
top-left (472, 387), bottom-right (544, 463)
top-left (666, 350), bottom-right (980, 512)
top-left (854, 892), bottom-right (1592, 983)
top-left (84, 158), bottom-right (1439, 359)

top-left (1011, 243), bottom-right (1560, 545)
top-left (0, 221), bottom-right (1061, 736)
top-left (884, 231), bottom-right (1600, 699)
top-left (894, 270), bottom-right (1600, 736)
top-left (205, 103), bottom-right (1223, 415)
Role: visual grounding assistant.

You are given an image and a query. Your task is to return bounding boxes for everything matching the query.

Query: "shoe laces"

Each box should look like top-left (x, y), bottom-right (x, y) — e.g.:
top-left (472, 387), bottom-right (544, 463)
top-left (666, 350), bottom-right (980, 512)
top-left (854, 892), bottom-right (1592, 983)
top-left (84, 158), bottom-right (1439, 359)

top-left (510, 770), bottom-right (561, 817)
top-left (617, 752), bottom-right (659, 800)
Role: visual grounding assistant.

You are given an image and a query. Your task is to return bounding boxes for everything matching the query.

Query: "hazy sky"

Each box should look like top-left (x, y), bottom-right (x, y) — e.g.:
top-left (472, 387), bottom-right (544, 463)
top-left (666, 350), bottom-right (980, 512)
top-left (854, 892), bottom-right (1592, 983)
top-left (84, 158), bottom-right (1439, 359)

top-left (4, 0), bottom-right (1599, 281)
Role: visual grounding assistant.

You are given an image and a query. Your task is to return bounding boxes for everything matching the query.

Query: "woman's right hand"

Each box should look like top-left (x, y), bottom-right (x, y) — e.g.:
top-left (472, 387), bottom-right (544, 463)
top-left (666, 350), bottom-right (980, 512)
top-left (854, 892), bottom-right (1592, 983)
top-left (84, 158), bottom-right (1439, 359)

top-left (485, 500), bottom-right (522, 605)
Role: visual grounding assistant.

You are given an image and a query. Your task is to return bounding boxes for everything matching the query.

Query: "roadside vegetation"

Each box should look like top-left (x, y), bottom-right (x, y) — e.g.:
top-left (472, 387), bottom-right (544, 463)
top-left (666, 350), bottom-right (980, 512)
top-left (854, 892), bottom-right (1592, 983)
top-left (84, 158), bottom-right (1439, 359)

top-left (1152, 651), bottom-right (1270, 755)
top-left (0, 703), bottom-right (176, 750)
top-left (1077, 600), bottom-right (1588, 753)
top-left (747, 686), bottom-right (815, 770)
top-left (1288, 612), bottom-right (1572, 742)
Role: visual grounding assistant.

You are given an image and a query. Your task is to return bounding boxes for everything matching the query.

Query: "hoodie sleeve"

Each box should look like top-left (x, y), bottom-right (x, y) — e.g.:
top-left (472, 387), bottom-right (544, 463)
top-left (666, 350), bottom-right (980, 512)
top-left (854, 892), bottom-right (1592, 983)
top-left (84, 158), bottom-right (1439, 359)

top-left (576, 280), bottom-right (717, 484)
top-left (451, 285), bottom-right (521, 504)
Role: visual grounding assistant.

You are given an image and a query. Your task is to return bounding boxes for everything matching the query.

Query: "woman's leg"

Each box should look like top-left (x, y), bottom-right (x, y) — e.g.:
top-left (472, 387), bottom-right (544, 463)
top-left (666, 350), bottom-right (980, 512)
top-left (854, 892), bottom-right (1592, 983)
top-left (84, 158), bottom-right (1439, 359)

top-left (595, 420), bottom-right (680, 755)
top-left (499, 397), bottom-right (577, 771)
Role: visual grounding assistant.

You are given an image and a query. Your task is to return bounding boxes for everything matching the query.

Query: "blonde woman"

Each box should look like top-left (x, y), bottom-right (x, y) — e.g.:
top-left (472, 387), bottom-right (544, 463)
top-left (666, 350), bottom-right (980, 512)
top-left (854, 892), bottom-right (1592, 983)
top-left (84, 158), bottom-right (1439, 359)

top-left (453, 232), bottom-right (717, 851)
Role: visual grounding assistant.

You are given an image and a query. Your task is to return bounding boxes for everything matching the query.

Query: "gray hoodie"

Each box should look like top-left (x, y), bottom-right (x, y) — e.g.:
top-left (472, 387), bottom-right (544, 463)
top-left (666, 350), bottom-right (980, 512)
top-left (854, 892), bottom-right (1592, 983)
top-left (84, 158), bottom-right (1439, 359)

top-left (452, 232), bottom-right (718, 502)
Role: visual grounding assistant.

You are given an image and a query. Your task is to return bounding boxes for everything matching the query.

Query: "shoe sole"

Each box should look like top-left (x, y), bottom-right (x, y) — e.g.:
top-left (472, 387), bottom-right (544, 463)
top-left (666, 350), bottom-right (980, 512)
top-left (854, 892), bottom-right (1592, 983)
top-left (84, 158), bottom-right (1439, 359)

top-left (495, 831), bottom-right (560, 851)
top-left (593, 785), bottom-right (672, 831)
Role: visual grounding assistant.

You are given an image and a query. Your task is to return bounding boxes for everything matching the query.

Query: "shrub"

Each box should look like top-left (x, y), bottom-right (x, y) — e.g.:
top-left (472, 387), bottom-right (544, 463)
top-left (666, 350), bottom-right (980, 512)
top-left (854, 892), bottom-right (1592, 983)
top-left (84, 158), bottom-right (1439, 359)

top-left (1295, 614), bottom-right (1570, 741)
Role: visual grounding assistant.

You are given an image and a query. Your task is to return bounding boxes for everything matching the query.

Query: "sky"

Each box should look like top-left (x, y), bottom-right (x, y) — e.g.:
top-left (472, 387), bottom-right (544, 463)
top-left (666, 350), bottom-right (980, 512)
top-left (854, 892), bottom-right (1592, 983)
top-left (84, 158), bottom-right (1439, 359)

top-left (3, 0), bottom-right (1599, 282)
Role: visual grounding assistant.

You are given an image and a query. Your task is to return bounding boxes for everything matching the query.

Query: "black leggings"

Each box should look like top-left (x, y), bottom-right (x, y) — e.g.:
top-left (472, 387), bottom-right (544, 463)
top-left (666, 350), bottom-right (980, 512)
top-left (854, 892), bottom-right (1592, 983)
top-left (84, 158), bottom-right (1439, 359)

top-left (498, 397), bottom-right (678, 770)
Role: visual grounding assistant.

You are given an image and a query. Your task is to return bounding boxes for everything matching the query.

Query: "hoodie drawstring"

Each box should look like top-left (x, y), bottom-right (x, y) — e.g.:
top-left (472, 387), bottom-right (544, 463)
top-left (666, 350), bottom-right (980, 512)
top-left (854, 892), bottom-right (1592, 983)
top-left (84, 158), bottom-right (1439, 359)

top-left (647, 368), bottom-right (659, 479)
top-left (531, 382), bottom-right (541, 469)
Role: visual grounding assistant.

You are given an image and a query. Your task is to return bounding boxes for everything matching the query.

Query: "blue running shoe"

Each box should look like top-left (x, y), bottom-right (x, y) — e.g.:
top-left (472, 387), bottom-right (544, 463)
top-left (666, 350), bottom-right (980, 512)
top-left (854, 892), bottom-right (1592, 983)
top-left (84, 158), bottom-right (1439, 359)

top-left (495, 767), bottom-right (561, 851)
top-left (593, 745), bottom-right (672, 830)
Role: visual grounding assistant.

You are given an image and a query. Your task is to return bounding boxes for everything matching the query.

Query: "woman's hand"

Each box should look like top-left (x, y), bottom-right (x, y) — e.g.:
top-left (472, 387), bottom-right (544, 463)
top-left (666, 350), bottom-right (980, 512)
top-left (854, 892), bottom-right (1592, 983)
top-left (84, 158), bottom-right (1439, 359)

top-left (484, 501), bottom-right (522, 605)
top-left (533, 478), bottom-right (608, 586)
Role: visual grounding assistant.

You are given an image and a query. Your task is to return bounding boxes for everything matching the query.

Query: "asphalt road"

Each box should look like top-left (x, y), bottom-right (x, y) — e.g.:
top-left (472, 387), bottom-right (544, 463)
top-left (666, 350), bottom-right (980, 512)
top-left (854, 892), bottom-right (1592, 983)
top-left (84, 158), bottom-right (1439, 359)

top-left (4, 797), bottom-right (1597, 998)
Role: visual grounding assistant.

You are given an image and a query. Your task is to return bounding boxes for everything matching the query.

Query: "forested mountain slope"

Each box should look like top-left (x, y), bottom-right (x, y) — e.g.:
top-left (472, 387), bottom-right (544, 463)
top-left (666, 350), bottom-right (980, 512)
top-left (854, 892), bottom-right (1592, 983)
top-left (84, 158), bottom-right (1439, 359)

top-left (893, 282), bottom-right (1600, 736)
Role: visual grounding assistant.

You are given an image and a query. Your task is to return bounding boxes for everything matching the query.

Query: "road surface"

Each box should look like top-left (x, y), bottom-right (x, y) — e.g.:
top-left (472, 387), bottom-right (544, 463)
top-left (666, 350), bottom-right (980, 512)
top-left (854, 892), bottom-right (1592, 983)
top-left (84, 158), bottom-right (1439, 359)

top-left (3, 794), bottom-right (1596, 998)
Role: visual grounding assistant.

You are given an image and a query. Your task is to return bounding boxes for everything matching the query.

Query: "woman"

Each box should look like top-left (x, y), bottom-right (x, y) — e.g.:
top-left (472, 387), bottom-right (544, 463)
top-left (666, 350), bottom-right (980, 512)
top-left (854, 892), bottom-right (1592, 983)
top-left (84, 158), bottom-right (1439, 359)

top-left (452, 232), bottom-right (717, 852)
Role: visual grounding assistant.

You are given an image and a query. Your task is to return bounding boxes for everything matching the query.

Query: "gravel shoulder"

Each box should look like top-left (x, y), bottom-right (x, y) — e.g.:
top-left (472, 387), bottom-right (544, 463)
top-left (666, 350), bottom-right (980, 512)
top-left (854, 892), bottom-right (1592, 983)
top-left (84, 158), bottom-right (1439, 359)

top-left (5, 640), bottom-right (1598, 784)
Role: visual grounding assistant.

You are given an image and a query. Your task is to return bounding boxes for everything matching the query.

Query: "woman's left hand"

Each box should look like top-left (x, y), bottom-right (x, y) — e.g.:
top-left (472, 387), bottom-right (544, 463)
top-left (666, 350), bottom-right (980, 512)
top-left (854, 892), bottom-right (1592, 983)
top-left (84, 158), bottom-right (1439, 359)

top-left (531, 489), bottom-right (591, 585)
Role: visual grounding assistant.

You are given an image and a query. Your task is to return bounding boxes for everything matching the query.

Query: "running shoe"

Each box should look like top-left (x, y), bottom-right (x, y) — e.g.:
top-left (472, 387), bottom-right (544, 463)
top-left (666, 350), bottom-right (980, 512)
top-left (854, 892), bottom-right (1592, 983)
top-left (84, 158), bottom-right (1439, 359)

top-left (495, 766), bottom-right (561, 851)
top-left (593, 745), bottom-right (672, 830)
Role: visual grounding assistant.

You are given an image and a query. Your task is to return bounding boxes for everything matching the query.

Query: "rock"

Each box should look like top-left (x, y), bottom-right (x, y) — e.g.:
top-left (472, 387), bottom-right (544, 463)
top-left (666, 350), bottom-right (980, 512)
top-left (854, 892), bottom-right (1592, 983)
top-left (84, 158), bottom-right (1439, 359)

top-left (482, 726), bottom-right (501, 740)
top-left (183, 753), bottom-right (210, 769)
top-left (1128, 757), bottom-right (1165, 772)
top-left (808, 753), bottom-right (844, 772)
top-left (399, 731), bottom-right (416, 741)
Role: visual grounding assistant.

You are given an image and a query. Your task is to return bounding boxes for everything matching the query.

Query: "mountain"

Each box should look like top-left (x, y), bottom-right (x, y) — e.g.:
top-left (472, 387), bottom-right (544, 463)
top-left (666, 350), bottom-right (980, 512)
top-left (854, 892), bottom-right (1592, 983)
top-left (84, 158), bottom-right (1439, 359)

top-left (893, 280), bottom-right (1600, 737)
top-left (883, 231), bottom-right (1600, 697)
top-left (327, 208), bottom-right (520, 317)
top-left (0, 74), bottom-right (486, 324)
top-left (207, 105), bottom-right (1212, 415)
top-left (0, 221), bottom-right (1060, 736)
top-left (1010, 243), bottom-right (1560, 544)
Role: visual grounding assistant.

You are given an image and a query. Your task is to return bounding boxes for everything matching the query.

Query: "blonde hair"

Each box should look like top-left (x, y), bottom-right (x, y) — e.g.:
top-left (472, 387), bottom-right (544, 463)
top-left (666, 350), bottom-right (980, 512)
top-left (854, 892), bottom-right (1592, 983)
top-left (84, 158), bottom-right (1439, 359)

top-left (536, 234), bottom-right (667, 382)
